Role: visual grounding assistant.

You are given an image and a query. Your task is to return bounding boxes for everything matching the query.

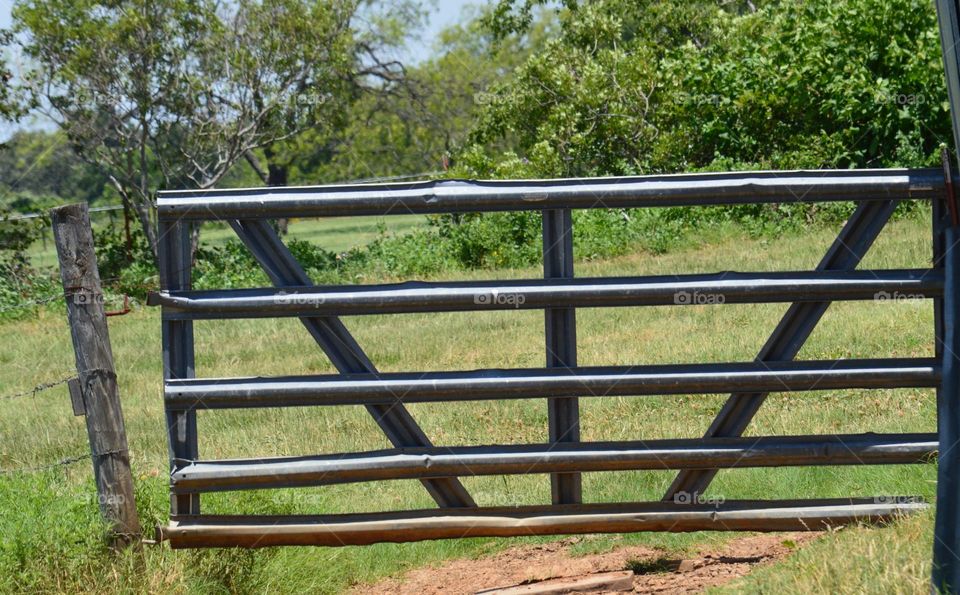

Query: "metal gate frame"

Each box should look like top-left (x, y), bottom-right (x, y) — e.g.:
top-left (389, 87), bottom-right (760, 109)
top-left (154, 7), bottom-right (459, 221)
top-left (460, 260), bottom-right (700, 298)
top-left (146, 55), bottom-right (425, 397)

top-left (149, 168), bottom-right (949, 552)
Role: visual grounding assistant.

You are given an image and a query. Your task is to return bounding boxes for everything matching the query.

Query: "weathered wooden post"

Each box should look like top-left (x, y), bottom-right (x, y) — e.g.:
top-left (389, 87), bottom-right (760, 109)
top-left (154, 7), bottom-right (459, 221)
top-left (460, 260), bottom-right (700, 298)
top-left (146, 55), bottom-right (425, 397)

top-left (52, 203), bottom-right (140, 548)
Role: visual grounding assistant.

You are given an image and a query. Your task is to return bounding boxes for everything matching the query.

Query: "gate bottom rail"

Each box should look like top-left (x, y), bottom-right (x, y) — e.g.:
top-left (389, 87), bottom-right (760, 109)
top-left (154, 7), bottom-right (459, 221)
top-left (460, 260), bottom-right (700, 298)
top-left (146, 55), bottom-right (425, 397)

top-left (157, 497), bottom-right (927, 548)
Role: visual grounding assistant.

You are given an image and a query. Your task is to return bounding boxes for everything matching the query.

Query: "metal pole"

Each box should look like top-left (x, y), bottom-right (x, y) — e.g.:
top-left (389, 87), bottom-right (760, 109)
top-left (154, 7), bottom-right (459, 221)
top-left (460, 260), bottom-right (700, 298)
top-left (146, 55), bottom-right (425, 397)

top-left (156, 169), bottom-right (946, 220)
top-left (543, 209), bottom-right (581, 505)
top-left (933, 0), bottom-right (960, 588)
top-left (157, 498), bottom-right (927, 549)
top-left (169, 433), bottom-right (937, 493)
top-left (228, 219), bottom-right (475, 508)
top-left (148, 269), bottom-right (943, 319)
top-left (164, 358), bottom-right (939, 409)
top-left (665, 199), bottom-right (899, 501)
top-left (936, 229), bottom-right (960, 592)
top-left (159, 219), bottom-right (200, 516)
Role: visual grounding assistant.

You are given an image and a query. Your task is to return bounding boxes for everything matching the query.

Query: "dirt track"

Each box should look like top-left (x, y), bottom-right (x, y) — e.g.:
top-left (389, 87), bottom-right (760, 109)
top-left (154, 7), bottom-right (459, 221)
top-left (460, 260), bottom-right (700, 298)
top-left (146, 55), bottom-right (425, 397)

top-left (354, 532), bottom-right (820, 594)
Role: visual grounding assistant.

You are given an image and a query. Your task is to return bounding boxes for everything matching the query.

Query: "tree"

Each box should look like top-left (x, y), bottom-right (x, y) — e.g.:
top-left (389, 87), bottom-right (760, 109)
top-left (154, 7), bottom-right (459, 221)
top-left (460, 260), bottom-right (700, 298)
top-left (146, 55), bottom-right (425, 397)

top-left (10, 0), bottom-right (403, 260)
top-left (461, 0), bottom-right (949, 178)
top-left (0, 31), bottom-right (22, 123)
top-left (239, 0), bottom-right (424, 191)
top-left (0, 131), bottom-right (108, 203)
top-left (296, 4), bottom-right (549, 184)
top-left (13, 0), bottom-right (215, 256)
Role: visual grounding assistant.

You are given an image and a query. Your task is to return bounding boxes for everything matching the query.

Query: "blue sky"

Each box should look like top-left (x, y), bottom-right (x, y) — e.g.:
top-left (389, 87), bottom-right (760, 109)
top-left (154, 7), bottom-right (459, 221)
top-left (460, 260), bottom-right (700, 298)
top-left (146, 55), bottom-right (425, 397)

top-left (408, 0), bottom-right (479, 63)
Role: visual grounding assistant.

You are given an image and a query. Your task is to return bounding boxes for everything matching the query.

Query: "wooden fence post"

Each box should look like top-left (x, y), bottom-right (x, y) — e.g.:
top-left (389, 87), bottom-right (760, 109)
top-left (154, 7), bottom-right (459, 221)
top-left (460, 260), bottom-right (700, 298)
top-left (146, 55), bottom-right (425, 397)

top-left (52, 203), bottom-right (140, 548)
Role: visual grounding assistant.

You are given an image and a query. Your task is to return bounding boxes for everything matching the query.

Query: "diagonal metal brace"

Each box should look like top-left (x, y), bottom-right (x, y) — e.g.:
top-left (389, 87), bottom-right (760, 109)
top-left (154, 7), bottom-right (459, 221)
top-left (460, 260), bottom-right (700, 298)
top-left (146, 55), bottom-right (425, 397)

top-left (664, 199), bottom-right (900, 501)
top-left (230, 219), bottom-right (475, 508)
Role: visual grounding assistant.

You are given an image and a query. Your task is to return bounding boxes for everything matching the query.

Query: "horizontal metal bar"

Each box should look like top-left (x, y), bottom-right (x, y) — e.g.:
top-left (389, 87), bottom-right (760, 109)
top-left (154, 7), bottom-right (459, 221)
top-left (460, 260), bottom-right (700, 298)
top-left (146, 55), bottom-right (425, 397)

top-left (149, 269), bottom-right (942, 319)
top-left (665, 198), bottom-right (903, 500)
top-left (157, 497), bottom-right (927, 548)
top-left (165, 358), bottom-right (940, 410)
top-left (156, 168), bottom-right (945, 220)
top-left (170, 433), bottom-right (937, 493)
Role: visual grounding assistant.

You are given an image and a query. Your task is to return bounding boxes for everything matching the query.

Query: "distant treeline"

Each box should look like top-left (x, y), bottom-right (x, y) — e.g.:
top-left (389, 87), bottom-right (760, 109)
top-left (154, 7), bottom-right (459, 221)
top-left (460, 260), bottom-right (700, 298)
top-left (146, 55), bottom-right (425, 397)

top-left (0, 0), bottom-right (951, 313)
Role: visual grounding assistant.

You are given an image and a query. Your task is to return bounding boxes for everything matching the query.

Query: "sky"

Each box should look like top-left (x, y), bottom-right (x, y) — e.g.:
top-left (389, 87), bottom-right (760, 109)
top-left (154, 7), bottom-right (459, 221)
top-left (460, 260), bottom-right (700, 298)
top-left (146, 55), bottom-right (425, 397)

top-left (407, 0), bottom-right (479, 64)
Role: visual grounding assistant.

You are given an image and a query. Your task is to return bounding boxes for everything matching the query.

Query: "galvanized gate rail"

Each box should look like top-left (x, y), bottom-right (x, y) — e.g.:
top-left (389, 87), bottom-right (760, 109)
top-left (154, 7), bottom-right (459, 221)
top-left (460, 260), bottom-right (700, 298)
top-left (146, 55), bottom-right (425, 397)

top-left (151, 168), bottom-right (946, 548)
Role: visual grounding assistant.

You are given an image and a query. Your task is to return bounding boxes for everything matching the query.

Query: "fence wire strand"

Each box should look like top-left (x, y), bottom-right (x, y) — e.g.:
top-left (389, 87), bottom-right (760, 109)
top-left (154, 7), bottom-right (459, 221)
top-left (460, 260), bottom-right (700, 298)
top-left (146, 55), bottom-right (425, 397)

top-left (0, 376), bottom-right (85, 474)
top-left (0, 293), bottom-right (65, 314)
top-left (0, 453), bottom-right (87, 476)
top-left (0, 375), bottom-right (76, 402)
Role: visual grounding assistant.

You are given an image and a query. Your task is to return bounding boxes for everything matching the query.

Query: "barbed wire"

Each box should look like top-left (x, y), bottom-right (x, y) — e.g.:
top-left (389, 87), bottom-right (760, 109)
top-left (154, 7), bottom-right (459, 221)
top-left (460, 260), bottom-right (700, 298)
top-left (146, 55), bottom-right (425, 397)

top-left (0, 286), bottom-right (145, 316)
top-left (0, 374), bottom-right (76, 402)
top-left (0, 293), bottom-right (66, 314)
top-left (0, 204), bottom-right (125, 222)
top-left (0, 453), bottom-right (87, 475)
top-left (0, 378), bottom-right (87, 474)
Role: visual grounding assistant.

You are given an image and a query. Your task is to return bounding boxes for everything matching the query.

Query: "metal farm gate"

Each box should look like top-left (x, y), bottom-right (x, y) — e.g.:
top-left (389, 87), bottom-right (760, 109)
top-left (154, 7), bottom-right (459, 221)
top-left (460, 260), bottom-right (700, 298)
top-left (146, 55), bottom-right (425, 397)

top-left (149, 167), bottom-right (955, 554)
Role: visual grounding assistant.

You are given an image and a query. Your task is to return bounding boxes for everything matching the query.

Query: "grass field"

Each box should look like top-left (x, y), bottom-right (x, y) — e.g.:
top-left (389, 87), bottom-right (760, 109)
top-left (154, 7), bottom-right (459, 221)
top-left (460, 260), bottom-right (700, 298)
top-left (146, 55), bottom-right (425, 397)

top-left (25, 213), bottom-right (428, 269)
top-left (0, 208), bottom-right (941, 593)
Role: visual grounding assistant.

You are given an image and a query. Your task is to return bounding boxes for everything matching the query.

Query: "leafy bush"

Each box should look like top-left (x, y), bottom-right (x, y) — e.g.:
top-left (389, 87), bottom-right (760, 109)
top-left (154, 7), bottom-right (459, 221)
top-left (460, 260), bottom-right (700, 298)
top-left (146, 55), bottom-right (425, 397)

top-left (0, 207), bottom-right (58, 317)
top-left (93, 225), bottom-right (158, 298)
top-left (466, 0), bottom-right (949, 174)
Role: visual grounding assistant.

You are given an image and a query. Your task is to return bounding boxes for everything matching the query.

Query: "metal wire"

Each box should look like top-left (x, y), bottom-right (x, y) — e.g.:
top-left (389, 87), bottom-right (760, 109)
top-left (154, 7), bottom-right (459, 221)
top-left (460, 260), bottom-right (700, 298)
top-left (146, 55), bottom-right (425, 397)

top-left (0, 375), bottom-right (76, 402)
top-left (0, 453), bottom-right (87, 475)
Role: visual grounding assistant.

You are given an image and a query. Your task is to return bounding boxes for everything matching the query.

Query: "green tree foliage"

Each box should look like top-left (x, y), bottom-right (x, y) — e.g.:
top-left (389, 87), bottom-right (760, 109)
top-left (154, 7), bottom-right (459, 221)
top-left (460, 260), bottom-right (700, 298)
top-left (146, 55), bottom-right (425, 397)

top-left (665, 0), bottom-right (949, 170)
top-left (10, 0), bottom-right (404, 258)
top-left (251, 3), bottom-right (544, 186)
top-left (0, 31), bottom-right (23, 123)
top-left (0, 206), bottom-right (54, 311)
top-left (13, 0), bottom-right (223, 255)
top-left (230, 0), bottom-right (419, 188)
top-left (304, 8), bottom-right (545, 181)
top-left (0, 131), bottom-right (108, 204)
top-left (464, 0), bottom-right (950, 177)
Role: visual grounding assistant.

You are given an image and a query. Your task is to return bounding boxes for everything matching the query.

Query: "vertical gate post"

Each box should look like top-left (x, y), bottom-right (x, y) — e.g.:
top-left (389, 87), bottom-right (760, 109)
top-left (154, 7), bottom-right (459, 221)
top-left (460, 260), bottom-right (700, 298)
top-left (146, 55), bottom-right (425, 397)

top-left (159, 219), bottom-right (200, 516)
top-left (936, 227), bottom-right (960, 593)
top-left (51, 203), bottom-right (140, 548)
top-left (935, 1), bottom-right (960, 590)
top-left (543, 208), bottom-right (581, 504)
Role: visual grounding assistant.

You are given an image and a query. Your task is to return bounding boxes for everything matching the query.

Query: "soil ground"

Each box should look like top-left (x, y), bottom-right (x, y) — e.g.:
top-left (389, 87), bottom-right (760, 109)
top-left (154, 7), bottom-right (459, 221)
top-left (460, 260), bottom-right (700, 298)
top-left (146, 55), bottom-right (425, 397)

top-left (356, 532), bottom-right (822, 594)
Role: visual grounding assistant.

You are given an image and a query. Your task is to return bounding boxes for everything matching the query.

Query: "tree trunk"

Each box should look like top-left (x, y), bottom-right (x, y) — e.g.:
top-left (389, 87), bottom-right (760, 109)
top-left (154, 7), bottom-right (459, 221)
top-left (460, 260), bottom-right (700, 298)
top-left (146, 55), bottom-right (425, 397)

top-left (261, 145), bottom-right (291, 235)
top-left (132, 199), bottom-right (159, 260)
top-left (108, 176), bottom-right (159, 262)
top-left (268, 162), bottom-right (290, 235)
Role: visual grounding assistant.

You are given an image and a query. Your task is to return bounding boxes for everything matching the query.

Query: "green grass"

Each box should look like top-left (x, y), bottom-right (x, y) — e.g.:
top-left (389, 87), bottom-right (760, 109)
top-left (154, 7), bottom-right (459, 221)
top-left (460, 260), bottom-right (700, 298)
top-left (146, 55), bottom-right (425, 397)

top-left (0, 209), bottom-right (941, 593)
top-left (25, 213), bottom-right (428, 269)
top-left (198, 214), bottom-right (427, 253)
top-left (712, 510), bottom-right (934, 594)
